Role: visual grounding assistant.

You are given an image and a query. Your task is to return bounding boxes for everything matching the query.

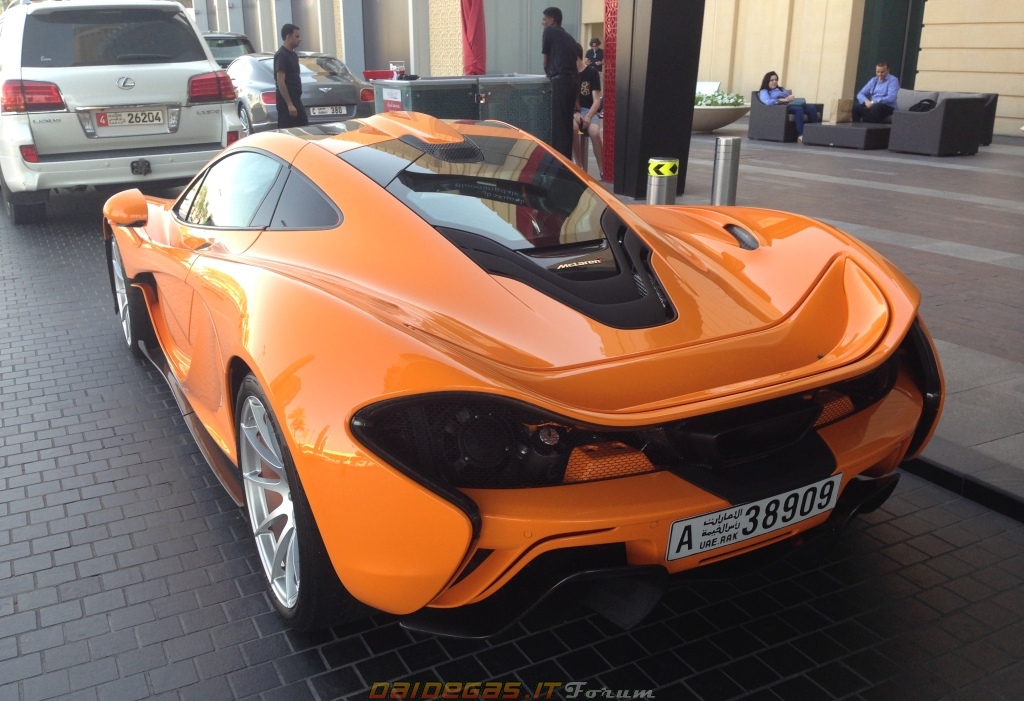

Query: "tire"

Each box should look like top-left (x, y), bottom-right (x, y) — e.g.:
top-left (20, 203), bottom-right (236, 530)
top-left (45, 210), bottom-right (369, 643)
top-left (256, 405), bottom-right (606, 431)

top-left (235, 375), bottom-right (368, 630)
top-left (1, 178), bottom-right (46, 225)
top-left (108, 235), bottom-right (155, 359)
top-left (239, 105), bottom-right (253, 138)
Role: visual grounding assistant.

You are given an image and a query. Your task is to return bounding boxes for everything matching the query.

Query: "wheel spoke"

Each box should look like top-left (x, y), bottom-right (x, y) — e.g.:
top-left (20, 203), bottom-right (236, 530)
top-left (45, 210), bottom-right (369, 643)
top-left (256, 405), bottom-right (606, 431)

top-left (283, 532), bottom-right (300, 602)
top-left (270, 522), bottom-right (295, 582)
top-left (239, 399), bottom-right (284, 470)
top-left (252, 501), bottom-right (290, 536)
top-left (243, 471), bottom-right (289, 496)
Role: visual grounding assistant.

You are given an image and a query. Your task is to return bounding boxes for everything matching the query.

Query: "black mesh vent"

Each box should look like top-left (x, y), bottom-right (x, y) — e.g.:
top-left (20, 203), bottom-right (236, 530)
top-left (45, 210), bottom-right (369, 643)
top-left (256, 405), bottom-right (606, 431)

top-left (353, 355), bottom-right (901, 501)
top-left (399, 134), bottom-right (484, 163)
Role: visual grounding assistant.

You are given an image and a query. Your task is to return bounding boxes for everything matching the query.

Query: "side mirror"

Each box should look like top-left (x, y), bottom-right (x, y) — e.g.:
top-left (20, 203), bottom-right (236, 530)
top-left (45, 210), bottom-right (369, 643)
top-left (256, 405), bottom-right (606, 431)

top-left (103, 188), bottom-right (148, 227)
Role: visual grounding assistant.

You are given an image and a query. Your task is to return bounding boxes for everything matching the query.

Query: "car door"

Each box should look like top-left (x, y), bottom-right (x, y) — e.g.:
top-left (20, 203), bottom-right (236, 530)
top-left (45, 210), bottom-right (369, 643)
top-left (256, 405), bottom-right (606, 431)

top-left (162, 151), bottom-right (284, 412)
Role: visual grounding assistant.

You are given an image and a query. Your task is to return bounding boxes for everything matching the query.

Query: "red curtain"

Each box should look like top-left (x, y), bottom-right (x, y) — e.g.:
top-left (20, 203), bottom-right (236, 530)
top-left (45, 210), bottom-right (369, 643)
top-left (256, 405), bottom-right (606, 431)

top-left (461, 0), bottom-right (487, 75)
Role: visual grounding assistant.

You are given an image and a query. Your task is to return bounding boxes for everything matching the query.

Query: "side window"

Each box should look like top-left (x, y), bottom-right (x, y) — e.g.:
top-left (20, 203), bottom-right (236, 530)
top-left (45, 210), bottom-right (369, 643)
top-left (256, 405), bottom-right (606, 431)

top-left (184, 152), bottom-right (282, 228)
top-left (175, 171), bottom-right (207, 222)
top-left (268, 172), bottom-right (342, 229)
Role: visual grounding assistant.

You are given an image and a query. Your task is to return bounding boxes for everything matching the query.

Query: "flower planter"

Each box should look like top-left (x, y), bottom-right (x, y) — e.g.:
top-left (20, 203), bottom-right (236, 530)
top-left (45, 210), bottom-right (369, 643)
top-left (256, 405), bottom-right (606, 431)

top-left (692, 105), bottom-right (751, 133)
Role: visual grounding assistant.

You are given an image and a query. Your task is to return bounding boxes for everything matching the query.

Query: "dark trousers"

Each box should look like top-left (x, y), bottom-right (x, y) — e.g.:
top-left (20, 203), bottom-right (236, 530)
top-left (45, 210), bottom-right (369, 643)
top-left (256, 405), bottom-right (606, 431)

top-left (788, 103), bottom-right (819, 136)
top-left (852, 101), bottom-right (894, 124)
top-left (550, 75), bottom-right (577, 159)
top-left (277, 93), bottom-right (309, 129)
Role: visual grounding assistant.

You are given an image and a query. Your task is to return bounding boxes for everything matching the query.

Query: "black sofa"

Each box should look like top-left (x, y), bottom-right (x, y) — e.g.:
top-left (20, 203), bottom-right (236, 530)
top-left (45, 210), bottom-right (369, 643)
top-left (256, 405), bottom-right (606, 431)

top-left (888, 91), bottom-right (990, 156)
top-left (747, 92), bottom-right (825, 143)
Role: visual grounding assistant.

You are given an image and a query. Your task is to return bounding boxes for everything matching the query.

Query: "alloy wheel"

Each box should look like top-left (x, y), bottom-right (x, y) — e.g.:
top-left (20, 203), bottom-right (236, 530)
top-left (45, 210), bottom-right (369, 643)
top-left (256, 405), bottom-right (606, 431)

top-left (239, 107), bottom-right (252, 137)
top-left (239, 395), bottom-right (300, 609)
top-left (110, 239), bottom-right (132, 346)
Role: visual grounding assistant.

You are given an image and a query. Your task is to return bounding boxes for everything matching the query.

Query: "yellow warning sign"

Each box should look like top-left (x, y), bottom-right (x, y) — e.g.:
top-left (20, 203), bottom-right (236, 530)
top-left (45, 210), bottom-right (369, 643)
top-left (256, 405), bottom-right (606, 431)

top-left (648, 158), bottom-right (679, 177)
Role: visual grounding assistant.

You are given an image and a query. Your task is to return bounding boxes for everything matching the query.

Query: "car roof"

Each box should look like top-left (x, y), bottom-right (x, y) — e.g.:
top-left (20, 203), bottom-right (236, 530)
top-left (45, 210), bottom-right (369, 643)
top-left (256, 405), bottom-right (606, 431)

top-left (18, 0), bottom-right (188, 13)
top-left (204, 32), bottom-right (252, 40)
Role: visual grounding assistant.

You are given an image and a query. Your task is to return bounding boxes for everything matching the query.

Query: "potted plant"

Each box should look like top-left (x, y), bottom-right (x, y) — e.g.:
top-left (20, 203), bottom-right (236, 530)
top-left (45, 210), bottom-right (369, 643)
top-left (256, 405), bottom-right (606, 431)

top-left (692, 91), bottom-right (750, 132)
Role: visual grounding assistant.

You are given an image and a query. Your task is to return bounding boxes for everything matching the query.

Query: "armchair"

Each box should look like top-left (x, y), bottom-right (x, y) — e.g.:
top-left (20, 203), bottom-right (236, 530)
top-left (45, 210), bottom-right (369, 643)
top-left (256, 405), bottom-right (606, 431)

top-left (888, 97), bottom-right (987, 156)
top-left (747, 92), bottom-right (824, 143)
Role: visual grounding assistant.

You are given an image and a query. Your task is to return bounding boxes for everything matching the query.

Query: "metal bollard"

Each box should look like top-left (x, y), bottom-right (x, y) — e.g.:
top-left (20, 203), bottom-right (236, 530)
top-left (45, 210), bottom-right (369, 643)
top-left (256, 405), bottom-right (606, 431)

top-left (646, 157), bottom-right (678, 205)
top-left (578, 129), bottom-right (589, 171)
top-left (711, 137), bottom-right (741, 206)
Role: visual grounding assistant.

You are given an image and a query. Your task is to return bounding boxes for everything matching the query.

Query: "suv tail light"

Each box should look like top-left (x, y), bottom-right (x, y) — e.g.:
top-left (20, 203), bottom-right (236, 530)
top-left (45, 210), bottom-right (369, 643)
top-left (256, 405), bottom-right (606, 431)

top-left (360, 88), bottom-right (374, 102)
top-left (20, 145), bottom-right (39, 163)
top-left (226, 131), bottom-right (239, 146)
top-left (2, 80), bottom-right (67, 113)
top-left (260, 91), bottom-right (276, 106)
top-left (188, 71), bottom-right (235, 103)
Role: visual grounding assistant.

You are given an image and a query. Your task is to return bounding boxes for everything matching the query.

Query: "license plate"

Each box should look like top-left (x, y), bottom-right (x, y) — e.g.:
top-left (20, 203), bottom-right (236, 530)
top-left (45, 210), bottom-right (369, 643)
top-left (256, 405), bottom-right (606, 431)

top-left (309, 105), bottom-right (348, 116)
top-left (666, 474), bottom-right (842, 561)
top-left (96, 109), bottom-right (165, 127)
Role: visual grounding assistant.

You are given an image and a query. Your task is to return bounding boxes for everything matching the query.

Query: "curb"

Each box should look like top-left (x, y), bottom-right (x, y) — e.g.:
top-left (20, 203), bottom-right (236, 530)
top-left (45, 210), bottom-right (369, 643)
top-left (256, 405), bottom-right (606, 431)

top-left (903, 457), bottom-right (1024, 524)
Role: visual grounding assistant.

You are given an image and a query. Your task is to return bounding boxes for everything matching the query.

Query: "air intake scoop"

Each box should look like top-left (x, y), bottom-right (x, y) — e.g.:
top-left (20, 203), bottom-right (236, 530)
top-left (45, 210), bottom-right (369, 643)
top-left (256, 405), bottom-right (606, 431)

top-left (359, 111), bottom-right (466, 144)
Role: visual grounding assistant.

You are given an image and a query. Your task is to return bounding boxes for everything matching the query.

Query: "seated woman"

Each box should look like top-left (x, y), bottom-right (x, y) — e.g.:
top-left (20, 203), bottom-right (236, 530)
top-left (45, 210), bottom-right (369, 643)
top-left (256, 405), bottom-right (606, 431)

top-left (758, 71), bottom-right (819, 142)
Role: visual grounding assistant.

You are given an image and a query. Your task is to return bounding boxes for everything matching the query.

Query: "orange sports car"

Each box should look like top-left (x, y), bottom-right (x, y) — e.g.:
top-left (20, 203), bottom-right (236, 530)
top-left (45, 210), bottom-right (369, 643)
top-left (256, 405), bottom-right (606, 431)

top-left (102, 111), bottom-right (943, 637)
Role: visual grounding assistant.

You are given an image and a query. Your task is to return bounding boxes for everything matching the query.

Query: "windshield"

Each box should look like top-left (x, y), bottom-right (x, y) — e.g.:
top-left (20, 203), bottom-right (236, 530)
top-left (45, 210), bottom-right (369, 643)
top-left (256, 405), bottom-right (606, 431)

top-left (22, 9), bottom-right (207, 67)
top-left (359, 136), bottom-right (608, 250)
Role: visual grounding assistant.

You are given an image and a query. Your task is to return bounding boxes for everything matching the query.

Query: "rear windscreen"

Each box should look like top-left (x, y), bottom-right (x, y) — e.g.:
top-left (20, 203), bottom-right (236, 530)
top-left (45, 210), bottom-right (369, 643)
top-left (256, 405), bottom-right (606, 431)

top-left (342, 136), bottom-right (608, 251)
top-left (22, 9), bottom-right (207, 67)
top-left (260, 56), bottom-right (355, 79)
top-left (205, 37), bottom-right (253, 64)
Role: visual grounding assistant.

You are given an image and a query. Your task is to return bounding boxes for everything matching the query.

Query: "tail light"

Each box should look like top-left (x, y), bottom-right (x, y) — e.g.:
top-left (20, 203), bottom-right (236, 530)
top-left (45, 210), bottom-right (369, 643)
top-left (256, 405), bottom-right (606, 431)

top-left (188, 71), bottom-right (235, 103)
top-left (360, 88), bottom-right (375, 102)
top-left (259, 91), bottom-right (276, 106)
top-left (2, 80), bottom-right (66, 113)
top-left (20, 145), bottom-right (39, 163)
top-left (226, 131), bottom-right (239, 146)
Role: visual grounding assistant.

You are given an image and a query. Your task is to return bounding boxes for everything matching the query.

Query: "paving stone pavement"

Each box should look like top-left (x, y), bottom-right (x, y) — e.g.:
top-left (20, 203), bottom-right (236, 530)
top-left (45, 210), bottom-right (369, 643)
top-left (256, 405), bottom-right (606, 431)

top-left (1, 143), bottom-right (1023, 701)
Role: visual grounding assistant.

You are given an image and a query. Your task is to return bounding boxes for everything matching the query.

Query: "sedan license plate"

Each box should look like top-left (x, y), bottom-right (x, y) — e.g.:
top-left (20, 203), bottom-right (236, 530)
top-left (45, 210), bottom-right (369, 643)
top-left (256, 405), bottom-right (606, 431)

top-left (666, 474), bottom-right (842, 561)
top-left (309, 105), bottom-right (348, 116)
top-left (96, 109), bottom-right (165, 127)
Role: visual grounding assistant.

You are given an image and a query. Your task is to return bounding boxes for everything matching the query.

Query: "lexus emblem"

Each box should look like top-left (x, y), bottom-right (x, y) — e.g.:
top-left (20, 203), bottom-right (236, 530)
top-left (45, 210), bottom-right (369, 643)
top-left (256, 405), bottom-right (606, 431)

top-left (116, 77), bottom-right (135, 90)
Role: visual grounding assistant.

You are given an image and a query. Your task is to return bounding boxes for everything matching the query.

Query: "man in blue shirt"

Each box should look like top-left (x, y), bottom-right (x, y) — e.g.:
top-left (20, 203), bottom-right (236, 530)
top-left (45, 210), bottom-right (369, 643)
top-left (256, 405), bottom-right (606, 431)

top-left (853, 61), bottom-right (900, 123)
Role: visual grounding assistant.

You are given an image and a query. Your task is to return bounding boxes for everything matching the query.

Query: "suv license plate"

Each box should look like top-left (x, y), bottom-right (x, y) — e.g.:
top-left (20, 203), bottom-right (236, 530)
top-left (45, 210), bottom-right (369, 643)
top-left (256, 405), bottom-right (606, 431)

top-left (97, 110), bottom-right (165, 127)
top-left (666, 474), bottom-right (842, 561)
top-left (309, 105), bottom-right (348, 116)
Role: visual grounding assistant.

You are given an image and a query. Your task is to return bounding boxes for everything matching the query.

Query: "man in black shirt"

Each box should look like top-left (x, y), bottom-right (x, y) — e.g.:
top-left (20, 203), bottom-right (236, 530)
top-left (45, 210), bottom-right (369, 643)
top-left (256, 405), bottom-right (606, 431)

top-left (541, 7), bottom-right (577, 159)
top-left (585, 38), bottom-right (604, 72)
top-left (274, 23), bottom-right (308, 129)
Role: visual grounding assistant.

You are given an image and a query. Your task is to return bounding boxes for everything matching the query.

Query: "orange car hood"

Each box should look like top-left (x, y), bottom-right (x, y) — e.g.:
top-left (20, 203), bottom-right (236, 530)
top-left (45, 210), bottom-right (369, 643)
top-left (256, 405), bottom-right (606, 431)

top-left (265, 202), bottom-right (895, 414)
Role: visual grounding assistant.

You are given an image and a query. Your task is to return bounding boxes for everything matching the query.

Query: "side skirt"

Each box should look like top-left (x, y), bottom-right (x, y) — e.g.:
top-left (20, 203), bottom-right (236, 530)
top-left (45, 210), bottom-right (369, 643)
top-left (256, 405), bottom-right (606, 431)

top-left (139, 337), bottom-right (245, 506)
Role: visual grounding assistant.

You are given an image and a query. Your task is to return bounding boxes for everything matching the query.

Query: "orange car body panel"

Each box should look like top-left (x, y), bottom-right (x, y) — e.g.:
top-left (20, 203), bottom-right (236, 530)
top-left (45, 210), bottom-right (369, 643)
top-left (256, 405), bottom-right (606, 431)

top-left (105, 113), bottom-right (943, 615)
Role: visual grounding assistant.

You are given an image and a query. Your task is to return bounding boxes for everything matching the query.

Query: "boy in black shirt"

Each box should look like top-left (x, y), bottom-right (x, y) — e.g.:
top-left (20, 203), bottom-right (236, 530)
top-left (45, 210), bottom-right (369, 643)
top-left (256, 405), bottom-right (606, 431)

top-left (573, 43), bottom-right (604, 178)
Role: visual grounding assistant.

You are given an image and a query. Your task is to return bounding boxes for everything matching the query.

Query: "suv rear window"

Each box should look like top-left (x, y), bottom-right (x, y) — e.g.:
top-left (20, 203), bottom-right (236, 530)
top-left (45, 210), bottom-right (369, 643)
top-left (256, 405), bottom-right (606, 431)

top-left (22, 8), bottom-right (207, 67)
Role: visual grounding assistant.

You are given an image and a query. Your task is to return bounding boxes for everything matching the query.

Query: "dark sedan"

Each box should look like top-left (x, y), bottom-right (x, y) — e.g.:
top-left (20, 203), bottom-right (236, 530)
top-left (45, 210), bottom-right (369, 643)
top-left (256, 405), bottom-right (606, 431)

top-left (226, 52), bottom-right (375, 135)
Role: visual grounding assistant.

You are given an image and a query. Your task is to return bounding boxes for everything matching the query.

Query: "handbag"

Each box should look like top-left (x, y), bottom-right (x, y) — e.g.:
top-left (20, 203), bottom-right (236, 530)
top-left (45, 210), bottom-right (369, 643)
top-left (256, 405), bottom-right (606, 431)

top-left (908, 98), bottom-right (936, 113)
top-left (790, 97), bottom-right (807, 106)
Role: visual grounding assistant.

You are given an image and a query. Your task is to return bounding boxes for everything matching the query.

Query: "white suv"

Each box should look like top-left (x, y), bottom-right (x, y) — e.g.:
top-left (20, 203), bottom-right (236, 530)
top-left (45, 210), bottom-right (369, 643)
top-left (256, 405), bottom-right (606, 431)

top-left (0, 0), bottom-right (241, 224)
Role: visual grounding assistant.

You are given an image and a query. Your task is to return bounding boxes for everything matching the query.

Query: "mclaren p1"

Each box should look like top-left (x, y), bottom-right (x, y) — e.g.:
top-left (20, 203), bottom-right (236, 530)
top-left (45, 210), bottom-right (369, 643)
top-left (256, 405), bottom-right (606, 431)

top-left (101, 111), bottom-right (943, 636)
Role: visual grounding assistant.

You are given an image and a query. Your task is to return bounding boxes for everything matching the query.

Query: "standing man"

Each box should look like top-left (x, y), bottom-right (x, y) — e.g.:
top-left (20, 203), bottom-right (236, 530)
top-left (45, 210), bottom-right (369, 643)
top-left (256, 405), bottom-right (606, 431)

top-left (585, 38), bottom-right (604, 72)
top-left (541, 7), bottom-right (577, 159)
top-left (853, 61), bottom-right (900, 123)
top-left (275, 24), bottom-right (308, 129)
